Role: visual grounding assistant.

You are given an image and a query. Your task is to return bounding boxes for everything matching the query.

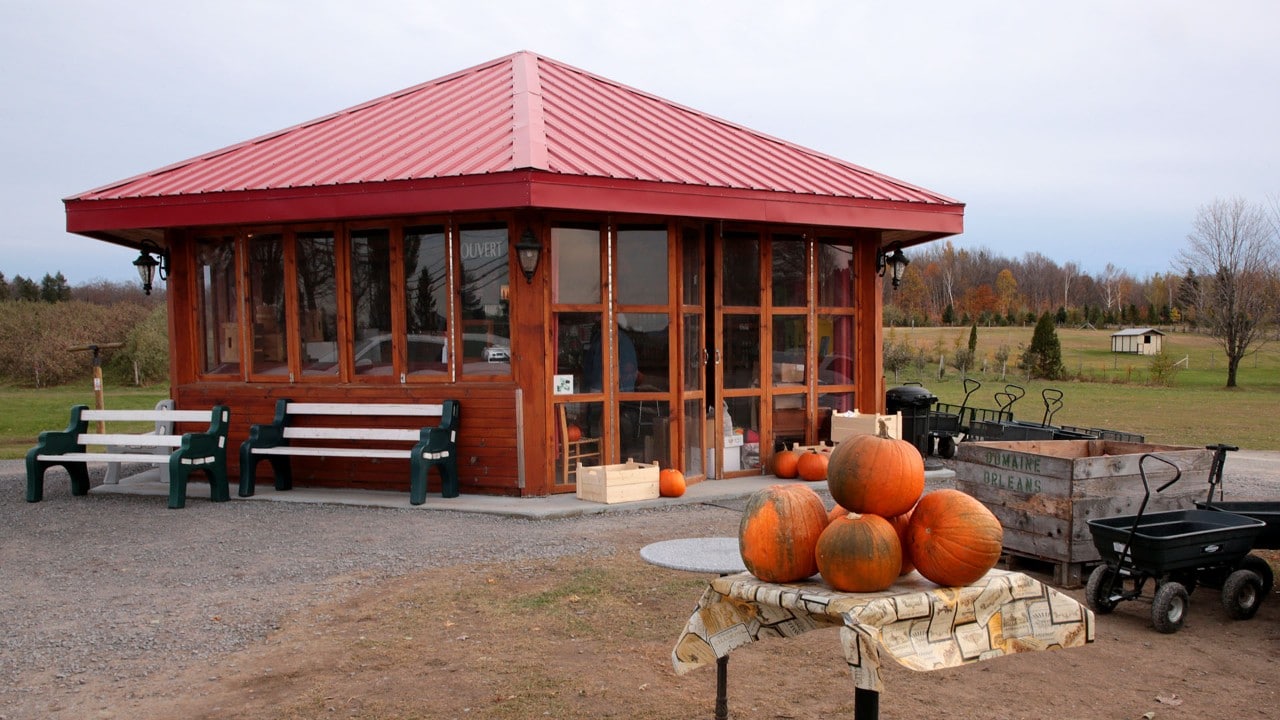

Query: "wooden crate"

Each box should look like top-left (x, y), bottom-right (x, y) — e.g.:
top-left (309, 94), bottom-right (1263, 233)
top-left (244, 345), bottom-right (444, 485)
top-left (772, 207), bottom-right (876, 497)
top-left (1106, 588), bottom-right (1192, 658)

top-left (829, 411), bottom-right (901, 443)
top-left (576, 459), bottom-right (660, 504)
top-left (952, 439), bottom-right (1212, 586)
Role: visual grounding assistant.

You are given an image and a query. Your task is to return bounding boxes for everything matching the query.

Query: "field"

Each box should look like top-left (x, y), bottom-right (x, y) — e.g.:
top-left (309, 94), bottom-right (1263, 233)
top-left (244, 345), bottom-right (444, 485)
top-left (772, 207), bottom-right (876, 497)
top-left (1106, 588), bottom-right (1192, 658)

top-left (885, 326), bottom-right (1280, 451)
top-left (2, 326), bottom-right (1277, 457)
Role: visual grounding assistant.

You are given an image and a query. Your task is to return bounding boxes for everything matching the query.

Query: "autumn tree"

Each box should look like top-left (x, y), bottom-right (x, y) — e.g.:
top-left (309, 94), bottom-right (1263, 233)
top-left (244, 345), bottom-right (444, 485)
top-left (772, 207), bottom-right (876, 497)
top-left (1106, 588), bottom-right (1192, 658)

top-left (1177, 197), bottom-right (1278, 387)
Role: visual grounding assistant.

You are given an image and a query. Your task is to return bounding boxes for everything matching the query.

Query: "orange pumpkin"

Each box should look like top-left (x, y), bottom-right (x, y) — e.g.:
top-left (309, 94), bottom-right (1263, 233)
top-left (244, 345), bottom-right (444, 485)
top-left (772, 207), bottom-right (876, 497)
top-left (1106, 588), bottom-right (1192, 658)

top-left (815, 512), bottom-right (902, 592)
top-left (796, 450), bottom-right (829, 482)
top-left (566, 424), bottom-right (583, 442)
top-left (738, 483), bottom-right (828, 583)
top-left (659, 468), bottom-right (686, 498)
top-left (773, 449), bottom-right (800, 479)
top-left (826, 419), bottom-right (924, 518)
top-left (827, 503), bottom-right (850, 525)
top-left (906, 489), bottom-right (1003, 587)
top-left (886, 508), bottom-right (915, 576)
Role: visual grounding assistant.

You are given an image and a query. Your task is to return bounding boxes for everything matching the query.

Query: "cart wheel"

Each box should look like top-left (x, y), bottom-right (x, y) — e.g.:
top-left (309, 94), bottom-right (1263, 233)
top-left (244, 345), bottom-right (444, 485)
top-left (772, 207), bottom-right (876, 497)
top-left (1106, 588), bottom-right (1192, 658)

top-left (1085, 565), bottom-right (1120, 614)
top-left (1239, 554), bottom-right (1274, 598)
top-left (1221, 569), bottom-right (1264, 621)
top-left (1151, 582), bottom-right (1189, 634)
top-left (938, 436), bottom-right (956, 459)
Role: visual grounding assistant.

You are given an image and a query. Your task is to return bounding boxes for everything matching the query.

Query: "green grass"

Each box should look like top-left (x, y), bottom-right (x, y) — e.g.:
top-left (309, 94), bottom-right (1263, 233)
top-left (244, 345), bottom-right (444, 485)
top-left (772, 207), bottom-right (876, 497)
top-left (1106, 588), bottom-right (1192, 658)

top-left (0, 384), bottom-right (169, 459)
top-left (884, 326), bottom-right (1280, 451)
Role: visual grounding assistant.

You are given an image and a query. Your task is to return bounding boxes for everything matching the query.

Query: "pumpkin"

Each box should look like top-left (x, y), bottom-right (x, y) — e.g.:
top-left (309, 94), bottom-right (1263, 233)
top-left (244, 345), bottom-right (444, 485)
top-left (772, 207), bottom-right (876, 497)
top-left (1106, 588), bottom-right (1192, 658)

top-left (773, 449), bottom-right (800, 479)
top-left (796, 449), bottom-right (829, 482)
top-left (826, 418), bottom-right (924, 518)
top-left (738, 483), bottom-right (828, 583)
top-left (815, 512), bottom-right (902, 592)
top-left (886, 509), bottom-right (915, 576)
top-left (659, 468), bottom-right (686, 498)
top-left (906, 489), bottom-right (1003, 587)
top-left (566, 424), bottom-right (583, 442)
top-left (827, 502), bottom-right (850, 525)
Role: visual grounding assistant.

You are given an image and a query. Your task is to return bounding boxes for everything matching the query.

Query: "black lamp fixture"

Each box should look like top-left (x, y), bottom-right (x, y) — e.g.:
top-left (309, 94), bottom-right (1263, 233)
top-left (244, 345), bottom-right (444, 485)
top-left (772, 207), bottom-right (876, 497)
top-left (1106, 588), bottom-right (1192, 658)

top-left (515, 227), bottom-right (542, 284)
top-left (876, 247), bottom-right (910, 290)
top-left (133, 239), bottom-right (170, 296)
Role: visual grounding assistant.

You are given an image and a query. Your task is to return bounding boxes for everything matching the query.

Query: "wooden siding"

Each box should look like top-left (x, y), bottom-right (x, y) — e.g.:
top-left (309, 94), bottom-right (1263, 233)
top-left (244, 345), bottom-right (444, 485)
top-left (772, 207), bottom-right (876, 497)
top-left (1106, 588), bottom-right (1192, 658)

top-left (177, 383), bottom-right (523, 496)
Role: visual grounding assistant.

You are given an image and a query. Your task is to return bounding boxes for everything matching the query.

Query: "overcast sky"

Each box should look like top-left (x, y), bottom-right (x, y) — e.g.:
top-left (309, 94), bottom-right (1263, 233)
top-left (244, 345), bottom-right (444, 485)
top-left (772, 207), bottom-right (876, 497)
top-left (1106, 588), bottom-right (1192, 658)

top-left (2, 1), bottom-right (1276, 286)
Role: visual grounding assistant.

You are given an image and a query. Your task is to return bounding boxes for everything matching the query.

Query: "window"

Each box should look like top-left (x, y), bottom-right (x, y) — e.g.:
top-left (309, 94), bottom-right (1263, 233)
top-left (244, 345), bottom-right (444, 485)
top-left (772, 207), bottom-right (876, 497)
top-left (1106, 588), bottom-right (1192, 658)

top-left (295, 231), bottom-right (337, 377)
top-left (458, 224), bottom-right (511, 377)
top-left (403, 224), bottom-right (450, 377)
top-left (350, 228), bottom-right (392, 377)
top-left (247, 233), bottom-right (287, 377)
top-left (196, 236), bottom-right (239, 376)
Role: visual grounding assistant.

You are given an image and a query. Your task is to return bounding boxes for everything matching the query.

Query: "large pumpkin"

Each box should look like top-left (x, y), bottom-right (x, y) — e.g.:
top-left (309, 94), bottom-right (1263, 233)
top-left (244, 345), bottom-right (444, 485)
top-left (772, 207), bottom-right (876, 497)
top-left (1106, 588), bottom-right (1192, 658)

top-left (659, 468), bottom-right (686, 498)
top-left (738, 483), bottom-right (828, 583)
top-left (773, 449), bottom-right (800, 479)
top-left (906, 489), bottom-right (1003, 587)
top-left (796, 450), bottom-right (829, 482)
top-left (826, 419), bottom-right (924, 518)
top-left (815, 512), bottom-right (902, 592)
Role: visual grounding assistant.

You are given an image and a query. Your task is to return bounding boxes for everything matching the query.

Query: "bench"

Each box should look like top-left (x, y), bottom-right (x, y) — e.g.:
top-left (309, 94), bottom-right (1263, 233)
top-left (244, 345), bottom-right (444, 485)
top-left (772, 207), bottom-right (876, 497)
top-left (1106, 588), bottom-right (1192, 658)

top-left (238, 399), bottom-right (460, 505)
top-left (26, 404), bottom-right (232, 509)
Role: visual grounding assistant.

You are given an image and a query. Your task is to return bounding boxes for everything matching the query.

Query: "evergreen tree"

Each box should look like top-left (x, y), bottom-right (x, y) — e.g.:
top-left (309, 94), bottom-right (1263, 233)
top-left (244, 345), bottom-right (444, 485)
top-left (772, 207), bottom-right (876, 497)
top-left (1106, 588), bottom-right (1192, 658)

top-left (967, 323), bottom-right (978, 355)
top-left (0, 272), bottom-right (8, 300)
top-left (12, 275), bottom-right (39, 301)
top-left (40, 272), bottom-right (71, 303)
top-left (1024, 312), bottom-right (1065, 380)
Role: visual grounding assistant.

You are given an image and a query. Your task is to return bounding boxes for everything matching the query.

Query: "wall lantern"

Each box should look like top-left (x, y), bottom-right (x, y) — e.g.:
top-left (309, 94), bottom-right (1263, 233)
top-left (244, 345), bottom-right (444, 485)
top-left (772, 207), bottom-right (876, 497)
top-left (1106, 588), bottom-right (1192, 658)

top-left (515, 228), bottom-right (542, 284)
top-left (133, 240), bottom-right (170, 296)
top-left (876, 247), bottom-right (910, 290)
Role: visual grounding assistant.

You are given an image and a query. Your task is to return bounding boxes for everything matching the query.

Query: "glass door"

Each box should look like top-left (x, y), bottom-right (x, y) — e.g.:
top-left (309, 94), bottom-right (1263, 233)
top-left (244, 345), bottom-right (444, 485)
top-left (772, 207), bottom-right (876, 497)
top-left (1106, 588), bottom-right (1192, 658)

top-left (678, 226), bottom-right (707, 481)
top-left (716, 229), bottom-right (764, 476)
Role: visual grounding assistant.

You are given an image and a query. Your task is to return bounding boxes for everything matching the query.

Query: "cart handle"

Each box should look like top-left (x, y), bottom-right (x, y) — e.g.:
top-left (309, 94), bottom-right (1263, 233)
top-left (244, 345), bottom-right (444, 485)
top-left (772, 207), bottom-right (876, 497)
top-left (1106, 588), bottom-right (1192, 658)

top-left (1203, 443), bottom-right (1239, 503)
top-left (1040, 388), bottom-right (1064, 426)
top-left (1112, 454), bottom-right (1184, 575)
top-left (1140, 453), bottom-right (1183, 497)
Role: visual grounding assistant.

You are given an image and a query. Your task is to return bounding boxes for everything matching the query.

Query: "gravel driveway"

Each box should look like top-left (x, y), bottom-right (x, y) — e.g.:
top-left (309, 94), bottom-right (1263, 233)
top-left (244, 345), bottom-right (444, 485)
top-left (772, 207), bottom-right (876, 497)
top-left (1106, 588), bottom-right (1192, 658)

top-left (3, 451), bottom-right (1277, 718)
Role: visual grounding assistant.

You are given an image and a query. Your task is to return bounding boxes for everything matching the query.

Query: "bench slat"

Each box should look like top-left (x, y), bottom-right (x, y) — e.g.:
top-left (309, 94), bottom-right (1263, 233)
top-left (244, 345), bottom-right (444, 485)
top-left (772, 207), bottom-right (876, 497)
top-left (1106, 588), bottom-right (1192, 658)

top-left (80, 410), bottom-right (216, 423)
top-left (38, 452), bottom-right (174, 464)
top-left (252, 447), bottom-right (411, 459)
top-left (78, 433), bottom-right (184, 447)
top-left (284, 403), bottom-right (443, 417)
top-left (281, 427), bottom-right (421, 442)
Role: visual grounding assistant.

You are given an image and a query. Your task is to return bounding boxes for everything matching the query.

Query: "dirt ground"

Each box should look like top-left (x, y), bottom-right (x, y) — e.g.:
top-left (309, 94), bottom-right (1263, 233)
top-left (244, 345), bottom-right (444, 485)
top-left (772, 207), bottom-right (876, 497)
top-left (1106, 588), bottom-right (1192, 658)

top-left (21, 531), bottom-right (1279, 720)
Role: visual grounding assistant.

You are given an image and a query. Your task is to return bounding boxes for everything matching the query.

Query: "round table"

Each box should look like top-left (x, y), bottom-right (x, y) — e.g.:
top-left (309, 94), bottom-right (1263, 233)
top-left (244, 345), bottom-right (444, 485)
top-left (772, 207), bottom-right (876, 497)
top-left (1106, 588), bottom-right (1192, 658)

top-left (639, 537), bottom-right (747, 575)
top-left (641, 537), bottom-right (744, 720)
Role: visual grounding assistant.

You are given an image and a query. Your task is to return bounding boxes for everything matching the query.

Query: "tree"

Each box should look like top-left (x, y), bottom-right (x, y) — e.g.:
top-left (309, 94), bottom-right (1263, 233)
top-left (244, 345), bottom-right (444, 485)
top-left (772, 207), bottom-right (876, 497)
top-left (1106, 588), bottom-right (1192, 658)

top-left (1177, 197), bottom-right (1278, 387)
top-left (40, 272), bottom-right (72, 303)
top-left (1023, 312), bottom-right (1065, 380)
top-left (0, 272), bottom-right (9, 301)
top-left (11, 275), bottom-right (39, 301)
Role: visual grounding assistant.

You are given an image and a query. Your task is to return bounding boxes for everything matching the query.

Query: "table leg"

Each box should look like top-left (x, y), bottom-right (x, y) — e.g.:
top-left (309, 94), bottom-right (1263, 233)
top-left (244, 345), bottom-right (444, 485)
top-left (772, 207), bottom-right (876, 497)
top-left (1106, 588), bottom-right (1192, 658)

top-left (715, 655), bottom-right (729, 720)
top-left (854, 687), bottom-right (878, 719)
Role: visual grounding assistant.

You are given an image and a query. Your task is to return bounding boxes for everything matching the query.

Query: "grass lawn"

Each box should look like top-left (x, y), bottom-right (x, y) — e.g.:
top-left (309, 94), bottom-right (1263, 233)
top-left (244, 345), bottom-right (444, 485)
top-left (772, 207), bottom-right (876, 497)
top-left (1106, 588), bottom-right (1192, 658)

top-left (0, 384), bottom-right (169, 459)
top-left (885, 326), bottom-right (1280, 451)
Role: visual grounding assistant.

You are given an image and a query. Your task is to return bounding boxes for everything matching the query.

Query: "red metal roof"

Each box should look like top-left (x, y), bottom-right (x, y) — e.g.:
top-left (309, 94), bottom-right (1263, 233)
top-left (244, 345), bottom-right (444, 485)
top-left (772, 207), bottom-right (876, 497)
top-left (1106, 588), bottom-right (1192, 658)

top-left (67, 51), bottom-right (963, 241)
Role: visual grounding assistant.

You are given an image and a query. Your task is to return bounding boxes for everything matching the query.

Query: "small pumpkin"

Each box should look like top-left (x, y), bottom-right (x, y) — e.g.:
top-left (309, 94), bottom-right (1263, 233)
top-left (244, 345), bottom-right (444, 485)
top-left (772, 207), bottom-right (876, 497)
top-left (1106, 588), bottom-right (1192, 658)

top-left (886, 508), bottom-right (915, 576)
top-left (906, 489), bottom-right (1003, 587)
top-left (659, 468), bottom-right (686, 498)
top-left (827, 502), bottom-right (850, 525)
top-left (796, 449), bottom-right (829, 482)
top-left (773, 449), bottom-right (800, 479)
top-left (738, 483), bottom-right (828, 583)
top-left (566, 424), bottom-right (583, 442)
top-left (815, 512), bottom-right (902, 593)
top-left (826, 418), bottom-right (924, 518)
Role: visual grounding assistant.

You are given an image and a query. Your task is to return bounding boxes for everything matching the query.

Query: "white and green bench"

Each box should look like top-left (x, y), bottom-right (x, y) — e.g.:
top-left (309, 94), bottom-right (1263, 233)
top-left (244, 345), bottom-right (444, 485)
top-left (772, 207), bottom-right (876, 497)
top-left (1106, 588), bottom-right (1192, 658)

top-left (26, 404), bottom-right (231, 509)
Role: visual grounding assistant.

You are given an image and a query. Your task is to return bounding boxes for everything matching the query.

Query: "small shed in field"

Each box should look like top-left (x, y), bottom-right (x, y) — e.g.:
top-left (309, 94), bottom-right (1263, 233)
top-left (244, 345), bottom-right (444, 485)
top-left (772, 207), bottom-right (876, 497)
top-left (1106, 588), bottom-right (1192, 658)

top-left (1111, 328), bottom-right (1164, 355)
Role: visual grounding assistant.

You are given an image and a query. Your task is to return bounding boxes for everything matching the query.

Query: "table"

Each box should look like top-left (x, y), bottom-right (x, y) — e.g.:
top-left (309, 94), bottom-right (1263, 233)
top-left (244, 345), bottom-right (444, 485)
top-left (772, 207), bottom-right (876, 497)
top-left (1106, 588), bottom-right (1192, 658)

top-left (671, 569), bottom-right (1094, 719)
top-left (640, 538), bottom-right (746, 720)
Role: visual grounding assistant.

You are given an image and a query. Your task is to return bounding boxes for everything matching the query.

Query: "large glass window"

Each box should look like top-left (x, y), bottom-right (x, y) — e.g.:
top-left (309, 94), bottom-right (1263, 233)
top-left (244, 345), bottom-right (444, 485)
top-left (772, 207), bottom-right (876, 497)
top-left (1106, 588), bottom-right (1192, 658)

top-left (196, 236), bottom-right (239, 376)
top-left (247, 233), bottom-right (287, 377)
top-left (771, 234), bottom-right (807, 307)
top-left (458, 224), bottom-right (511, 376)
top-left (617, 225), bottom-right (667, 305)
top-left (722, 231), bottom-right (760, 307)
top-left (296, 231), bottom-right (337, 376)
top-left (818, 240), bottom-right (855, 307)
top-left (552, 225), bottom-right (601, 305)
top-left (404, 224), bottom-right (449, 376)
top-left (351, 228), bottom-right (392, 377)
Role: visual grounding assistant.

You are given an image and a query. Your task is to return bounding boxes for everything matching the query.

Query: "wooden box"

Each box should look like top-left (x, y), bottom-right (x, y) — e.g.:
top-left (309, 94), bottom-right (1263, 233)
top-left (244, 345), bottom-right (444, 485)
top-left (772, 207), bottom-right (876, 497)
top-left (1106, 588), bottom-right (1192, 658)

top-left (576, 459), bottom-right (660, 504)
top-left (830, 411), bottom-right (901, 443)
top-left (952, 439), bottom-right (1211, 586)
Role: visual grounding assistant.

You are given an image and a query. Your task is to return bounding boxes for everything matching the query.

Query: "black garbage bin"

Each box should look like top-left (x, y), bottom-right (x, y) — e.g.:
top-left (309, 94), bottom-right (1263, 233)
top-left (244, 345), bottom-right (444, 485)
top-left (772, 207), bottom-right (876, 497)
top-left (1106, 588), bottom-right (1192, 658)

top-left (886, 385), bottom-right (938, 457)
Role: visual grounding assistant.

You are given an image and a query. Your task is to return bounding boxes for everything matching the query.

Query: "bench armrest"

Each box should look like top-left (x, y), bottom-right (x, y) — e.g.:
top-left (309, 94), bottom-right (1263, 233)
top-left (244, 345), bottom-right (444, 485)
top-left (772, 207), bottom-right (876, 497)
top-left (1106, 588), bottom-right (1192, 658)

top-left (176, 405), bottom-right (231, 458)
top-left (27, 405), bottom-right (90, 457)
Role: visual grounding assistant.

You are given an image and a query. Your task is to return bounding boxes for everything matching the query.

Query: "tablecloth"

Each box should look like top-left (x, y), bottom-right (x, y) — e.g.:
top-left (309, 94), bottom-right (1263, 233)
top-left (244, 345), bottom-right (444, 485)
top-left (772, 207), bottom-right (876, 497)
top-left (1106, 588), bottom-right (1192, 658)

top-left (673, 569), bottom-right (1094, 693)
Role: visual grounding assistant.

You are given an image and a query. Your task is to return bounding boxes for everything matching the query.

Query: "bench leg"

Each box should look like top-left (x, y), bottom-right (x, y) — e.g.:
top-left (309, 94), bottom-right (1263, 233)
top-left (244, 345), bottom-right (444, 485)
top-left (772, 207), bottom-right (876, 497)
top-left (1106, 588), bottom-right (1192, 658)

top-left (439, 459), bottom-right (459, 499)
top-left (238, 450), bottom-right (292, 496)
top-left (238, 444), bottom-right (258, 497)
top-left (410, 458), bottom-right (460, 505)
top-left (25, 456), bottom-right (90, 502)
top-left (168, 459), bottom-right (188, 509)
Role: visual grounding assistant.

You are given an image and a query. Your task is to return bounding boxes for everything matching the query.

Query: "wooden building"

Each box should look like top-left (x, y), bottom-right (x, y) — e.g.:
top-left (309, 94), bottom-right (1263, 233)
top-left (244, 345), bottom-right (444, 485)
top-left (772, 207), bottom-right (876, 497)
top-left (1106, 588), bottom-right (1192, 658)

top-left (63, 51), bottom-right (964, 498)
top-left (1111, 328), bottom-right (1165, 355)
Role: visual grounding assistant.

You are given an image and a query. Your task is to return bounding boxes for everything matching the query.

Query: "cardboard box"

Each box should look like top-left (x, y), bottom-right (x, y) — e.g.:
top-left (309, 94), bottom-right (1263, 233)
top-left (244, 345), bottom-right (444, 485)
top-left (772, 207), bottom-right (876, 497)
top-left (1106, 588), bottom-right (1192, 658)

top-left (830, 411), bottom-right (901, 443)
top-left (780, 363), bottom-right (805, 383)
top-left (576, 459), bottom-right (660, 504)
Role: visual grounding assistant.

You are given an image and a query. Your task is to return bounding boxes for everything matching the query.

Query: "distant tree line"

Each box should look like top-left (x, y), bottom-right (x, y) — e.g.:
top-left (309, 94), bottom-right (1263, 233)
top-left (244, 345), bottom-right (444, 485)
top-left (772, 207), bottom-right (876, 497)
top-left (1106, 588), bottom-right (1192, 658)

top-left (0, 274), bottom-right (167, 388)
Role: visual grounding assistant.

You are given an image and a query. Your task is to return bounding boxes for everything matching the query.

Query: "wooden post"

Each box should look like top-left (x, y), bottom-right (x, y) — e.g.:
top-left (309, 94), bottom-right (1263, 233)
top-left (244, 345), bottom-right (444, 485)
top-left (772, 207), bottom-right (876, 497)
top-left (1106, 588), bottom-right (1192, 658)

top-left (68, 342), bottom-right (124, 433)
